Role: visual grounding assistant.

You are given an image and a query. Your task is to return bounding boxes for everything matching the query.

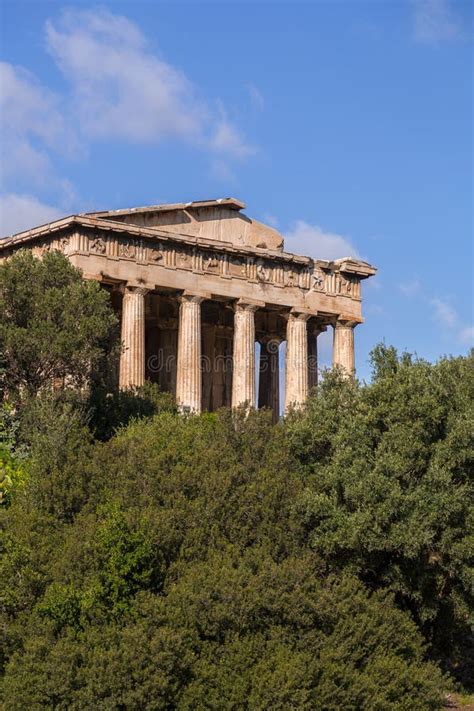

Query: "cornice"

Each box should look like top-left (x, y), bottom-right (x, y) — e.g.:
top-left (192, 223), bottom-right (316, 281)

top-left (0, 214), bottom-right (377, 279)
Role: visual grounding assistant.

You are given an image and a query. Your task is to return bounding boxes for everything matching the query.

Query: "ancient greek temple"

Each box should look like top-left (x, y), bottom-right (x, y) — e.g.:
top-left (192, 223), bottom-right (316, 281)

top-left (0, 198), bottom-right (376, 418)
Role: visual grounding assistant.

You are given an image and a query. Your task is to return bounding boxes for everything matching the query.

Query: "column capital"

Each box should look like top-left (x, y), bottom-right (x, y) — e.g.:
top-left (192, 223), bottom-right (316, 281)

top-left (179, 290), bottom-right (210, 305)
top-left (124, 284), bottom-right (149, 296)
top-left (285, 308), bottom-right (312, 322)
top-left (234, 297), bottom-right (265, 313)
top-left (335, 314), bottom-right (362, 328)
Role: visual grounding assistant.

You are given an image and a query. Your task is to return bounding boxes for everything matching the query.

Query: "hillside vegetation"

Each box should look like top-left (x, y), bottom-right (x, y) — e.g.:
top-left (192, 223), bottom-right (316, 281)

top-left (1, 252), bottom-right (473, 710)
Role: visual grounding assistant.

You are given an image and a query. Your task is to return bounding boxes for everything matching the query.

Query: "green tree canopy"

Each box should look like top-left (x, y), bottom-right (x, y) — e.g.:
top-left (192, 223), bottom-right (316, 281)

top-left (0, 250), bottom-right (117, 398)
top-left (1, 343), bottom-right (472, 708)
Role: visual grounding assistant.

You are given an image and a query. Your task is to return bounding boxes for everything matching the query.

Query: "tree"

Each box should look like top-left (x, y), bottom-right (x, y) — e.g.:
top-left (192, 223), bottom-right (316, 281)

top-left (287, 347), bottom-right (474, 684)
top-left (1, 404), bottom-right (446, 708)
top-left (1, 340), bottom-right (471, 705)
top-left (0, 250), bottom-right (117, 399)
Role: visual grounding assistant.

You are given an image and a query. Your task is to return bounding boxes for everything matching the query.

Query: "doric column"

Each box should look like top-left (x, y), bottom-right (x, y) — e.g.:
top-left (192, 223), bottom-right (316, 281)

top-left (176, 293), bottom-right (205, 413)
top-left (285, 310), bottom-right (310, 411)
top-left (332, 318), bottom-right (357, 375)
top-left (258, 337), bottom-right (281, 423)
top-left (307, 323), bottom-right (326, 391)
top-left (232, 300), bottom-right (259, 409)
top-left (119, 286), bottom-right (147, 389)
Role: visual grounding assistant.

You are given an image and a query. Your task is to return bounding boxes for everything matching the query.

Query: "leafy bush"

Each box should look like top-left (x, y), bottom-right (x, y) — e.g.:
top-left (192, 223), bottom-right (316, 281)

top-left (1, 346), bottom-right (472, 707)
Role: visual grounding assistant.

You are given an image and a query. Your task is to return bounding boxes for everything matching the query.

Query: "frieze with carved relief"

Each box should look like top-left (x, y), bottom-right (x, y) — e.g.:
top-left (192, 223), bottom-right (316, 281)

top-left (75, 230), bottom-right (363, 300)
top-left (119, 239), bottom-right (136, 259)
top-left (90, 236), bottom-right (106, 254)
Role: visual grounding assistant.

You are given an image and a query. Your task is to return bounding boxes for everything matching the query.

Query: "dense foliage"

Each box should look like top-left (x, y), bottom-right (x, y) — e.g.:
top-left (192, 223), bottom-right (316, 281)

top-left (1, 348), bottom-right (472, 708)
top-left (0, 250), bottom-right (118, 398)
top-left (0, 253), bottom-right (472, 709)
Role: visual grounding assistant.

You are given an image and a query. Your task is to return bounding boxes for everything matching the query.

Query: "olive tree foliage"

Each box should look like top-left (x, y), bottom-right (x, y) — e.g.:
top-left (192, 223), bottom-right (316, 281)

top-left (1, 400), bottom-right (447, 709)
top-left (0, 250), bottom-right (118, 398)
top-left (287, 345), bottom-right (474, 684)
top-left (0, 344), bottom-right (471, 707)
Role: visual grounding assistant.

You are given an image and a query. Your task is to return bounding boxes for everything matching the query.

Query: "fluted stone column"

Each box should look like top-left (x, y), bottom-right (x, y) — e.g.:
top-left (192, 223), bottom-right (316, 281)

top-left (307, 323), bottom-right (326, 391)
top-left (258, 337), bottom-right (280, 422)
top-left (119, 287), bottom-right (147, 389)
top-left (285, 311), bottom-right (310, 411)
top-left (232, 301), bottom-right (258, 409)
top-left (333, 319), bottom-right (356, 375)
top-left (176, 293), bottom-right (205, 413)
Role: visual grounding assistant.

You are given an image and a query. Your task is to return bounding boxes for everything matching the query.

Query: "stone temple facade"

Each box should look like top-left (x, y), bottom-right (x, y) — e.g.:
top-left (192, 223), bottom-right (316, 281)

top-left (0, 198), bottom-right (376, 418)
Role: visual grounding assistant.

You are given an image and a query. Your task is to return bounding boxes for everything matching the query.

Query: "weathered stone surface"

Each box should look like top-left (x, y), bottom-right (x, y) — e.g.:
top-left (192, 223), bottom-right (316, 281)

top-left (0, 197), bottom-right (376, 413)
top-left (119, 287), bottom-right (147, 389)
top-left (232, 300), bottom-right (260, 409)
top-left (176, 293), bottom-right (206, 413)
top-left (285, 311), bottom-right (310, 411)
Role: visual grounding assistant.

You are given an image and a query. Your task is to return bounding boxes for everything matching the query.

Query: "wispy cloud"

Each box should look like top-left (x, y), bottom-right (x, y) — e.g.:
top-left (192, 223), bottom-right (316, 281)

top-left (45, 8), bottom-right (253, 158)
top-left (0, 193), bottom-right (63, 236)
top-left (430, 297), bottom-right (458, 327)
top-left (285, 220), bottom-right (360, 260)
top-left (429, 296), bottom-right (473, 344)
top-left (211, 111), bottom-right (255, 159)
top-left (246, 83), bottom-right (265, 111)
top-left (0, 62), bottom-right (78, 187)
top-left (0, 8), bottom-right (257, 235)
top-left (413, 0), bottom-right (467, 44)
top-left (400, 277), bottom-right (472, 347)
top-left (46, 9), bottom-right (204, 144)
top-left (399, 278), bottom-right (422, 297)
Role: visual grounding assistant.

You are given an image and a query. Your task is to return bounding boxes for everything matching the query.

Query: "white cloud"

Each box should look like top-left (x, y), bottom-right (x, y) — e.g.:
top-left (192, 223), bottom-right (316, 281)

top-left (0, 62), bottom-right (78, 186)
top-left (45, 8), bottom-right (253, 158)
top-left (413, 0), bottom-right (465, 43)
top-left (430, 297), bottom-right (458, 327)
top-left (211, 115), bottom-right (255, 158)
top-left (0, 193), bottom-right (63, 237)
top-left (46, 9), bottom-right (203, 143)
top-left (0, 8), bottom-right (256, 236)
top-left (429, 296), bottom-right (473, 345)
top-left (285, 220), bottom-right (360, 260)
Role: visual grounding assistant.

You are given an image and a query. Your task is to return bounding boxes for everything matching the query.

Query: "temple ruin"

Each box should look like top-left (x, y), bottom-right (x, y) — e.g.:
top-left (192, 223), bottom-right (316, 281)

top-left (0, 198), bottom-right (376, 418)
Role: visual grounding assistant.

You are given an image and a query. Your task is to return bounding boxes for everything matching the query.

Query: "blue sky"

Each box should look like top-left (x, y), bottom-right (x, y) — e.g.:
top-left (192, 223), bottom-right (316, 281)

top-left (0, 0), bottom-right (472, 379)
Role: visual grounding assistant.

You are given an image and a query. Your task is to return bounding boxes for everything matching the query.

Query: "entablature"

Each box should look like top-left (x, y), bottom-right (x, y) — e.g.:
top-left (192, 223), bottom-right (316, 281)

top-left (0, 213), bottom-right (376, 323)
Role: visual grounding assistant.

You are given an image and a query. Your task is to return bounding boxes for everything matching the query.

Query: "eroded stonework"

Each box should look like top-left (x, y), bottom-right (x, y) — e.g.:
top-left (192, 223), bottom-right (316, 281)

top-left (0, 198), bottom-right (376, 416)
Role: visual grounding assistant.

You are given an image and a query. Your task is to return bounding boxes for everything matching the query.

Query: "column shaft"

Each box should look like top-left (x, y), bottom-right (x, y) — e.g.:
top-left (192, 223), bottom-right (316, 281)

top-left (285, 312), bottom-right (310, 411)
top-left (119, 287), bottom-right (146, 389)
top-left (232, 302), bottom-right (257, 409)
top-left (333, 320), bottom-right (356, 375)
top-left (176, 294), bottom-right (204, 413)
top-left (258, 338), bottom-right (280, 422)
top-left (308, 324), bottom-right (326, 391)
